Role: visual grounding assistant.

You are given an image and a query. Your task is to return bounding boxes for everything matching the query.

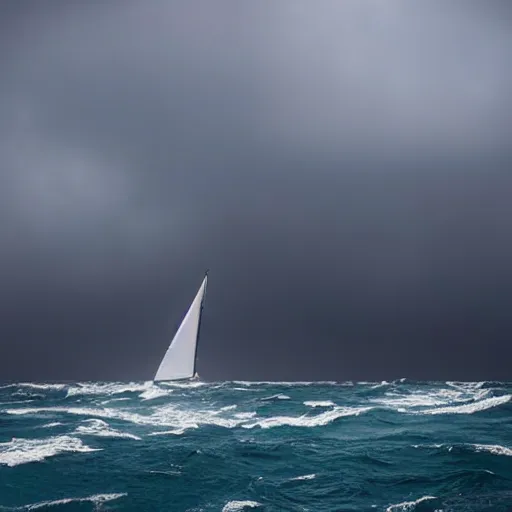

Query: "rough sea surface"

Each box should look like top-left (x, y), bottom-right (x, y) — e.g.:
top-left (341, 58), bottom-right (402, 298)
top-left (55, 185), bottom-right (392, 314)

top-left (0, 380), bottom-right (511, 512)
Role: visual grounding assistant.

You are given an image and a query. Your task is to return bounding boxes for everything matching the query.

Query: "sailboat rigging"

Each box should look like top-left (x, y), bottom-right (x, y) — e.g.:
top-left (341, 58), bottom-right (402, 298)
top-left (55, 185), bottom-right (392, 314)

top-left (154, 272), bottom-right (208, 382)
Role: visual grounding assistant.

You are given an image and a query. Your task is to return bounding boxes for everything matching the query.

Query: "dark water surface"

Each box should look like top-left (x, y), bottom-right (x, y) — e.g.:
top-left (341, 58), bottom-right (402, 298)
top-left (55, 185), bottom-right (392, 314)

top-left (0, 380), bottom-right (511, 511)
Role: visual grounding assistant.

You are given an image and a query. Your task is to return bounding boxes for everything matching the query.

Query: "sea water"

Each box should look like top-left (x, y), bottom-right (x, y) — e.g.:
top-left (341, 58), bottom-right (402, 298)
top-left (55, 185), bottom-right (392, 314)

top-left (0, 380), bottom-right (510, 511)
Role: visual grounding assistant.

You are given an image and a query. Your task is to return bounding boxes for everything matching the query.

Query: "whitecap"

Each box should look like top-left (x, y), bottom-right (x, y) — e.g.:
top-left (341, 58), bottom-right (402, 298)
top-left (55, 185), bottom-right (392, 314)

top-left (0, 435), bottom-right (100, 467)
top-left (219, 405), bottom-right (238, 411)
top-left (148, 428), bottom-right (190, 436)
top-left (17, 383), bottom-right (67, 391)
top-left (234, 412), bottom-right (257, 420)
top-left (66, 381), bottom-right (152, 398)
top-left (100, 397), bottom-right (131, 405)
top-left (75, 419), bottom-right (141, 440)
top-left (412, 442), bottom-right (512, 456)
top-left (243, 406), bottom-right (372, 429)
top-left (150, 403), bottom-right (243, 430)
top-left (418, 394), bottom-right (511, 415)
top-left (222, 500), bottom-right (261, 512)
top-left (411, 443), bottom-right (444, 450)
top-left (232, 381), bottom-right (337, 386)
top-left (472, 443), bottom-right (512, 456)
top-left (4, 404), bottom-right (245, 431)
top-left (386, 495), bottom-right (437, 512)
top-left (23, 493), bottom-right (126, 510)
top-left (374, 385), bottom-right (487, 410)
top-left (0, 400), bottom-right (35, 406)
top-left (139, 387), bottom-right (173, 401)
top-left (41, 422), bottom-right (63, 428)
top-left (260, 394), bottom-right (290, 401)
top-left (446, 380), bottom-right (485, 390)
top-left (289, 473), bottom-right (316, 481)
top-left (303, 401), bottom-right (335, 408)
top-left (370, 381), bottom-right (391, 389)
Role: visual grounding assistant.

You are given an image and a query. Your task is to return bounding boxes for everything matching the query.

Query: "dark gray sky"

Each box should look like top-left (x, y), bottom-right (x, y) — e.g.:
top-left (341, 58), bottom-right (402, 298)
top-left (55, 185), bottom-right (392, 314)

top-left (1, 1), bottom-right (511, 382)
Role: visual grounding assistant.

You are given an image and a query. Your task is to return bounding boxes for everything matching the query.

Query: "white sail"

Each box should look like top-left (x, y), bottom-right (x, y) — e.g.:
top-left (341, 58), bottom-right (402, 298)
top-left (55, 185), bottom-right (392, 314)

top-left (154, 274), bottom-right (208, 381)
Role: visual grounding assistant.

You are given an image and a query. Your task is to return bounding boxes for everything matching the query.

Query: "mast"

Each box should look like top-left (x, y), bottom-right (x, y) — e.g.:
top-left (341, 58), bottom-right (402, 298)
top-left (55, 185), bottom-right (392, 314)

top-left (193, 269), bottom-right (208, 376)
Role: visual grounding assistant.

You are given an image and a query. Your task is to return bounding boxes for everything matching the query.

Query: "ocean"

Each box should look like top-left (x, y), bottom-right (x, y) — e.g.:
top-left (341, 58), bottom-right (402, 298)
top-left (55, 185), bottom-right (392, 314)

top-left (0, 380), bottom-right (510, 512)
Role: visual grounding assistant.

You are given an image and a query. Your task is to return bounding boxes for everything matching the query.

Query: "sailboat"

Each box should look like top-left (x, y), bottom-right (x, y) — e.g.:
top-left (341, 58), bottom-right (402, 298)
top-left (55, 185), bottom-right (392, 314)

top-left (154, 272), bottom-right (208, 382)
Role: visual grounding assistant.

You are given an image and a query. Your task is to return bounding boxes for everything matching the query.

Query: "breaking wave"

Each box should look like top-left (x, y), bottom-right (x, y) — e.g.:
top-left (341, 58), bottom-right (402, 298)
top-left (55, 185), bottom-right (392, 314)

top-left (0, 435), bottom-right (100, 467)
top-left (0, 380), bottom-right (510, 511)
top-left (75, 419), bottom-right (142, 440)
top-left (386, 495), bottom-right (438, 512)
top-left (222, 501), bottom-right (261, 512)
top-left (0, 493), bottom-right (126, 510)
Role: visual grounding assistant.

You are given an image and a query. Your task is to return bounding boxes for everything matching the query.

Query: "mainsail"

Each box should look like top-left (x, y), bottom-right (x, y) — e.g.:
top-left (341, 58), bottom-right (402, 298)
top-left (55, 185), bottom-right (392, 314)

top-left (154, 273), bottom-right (208, 381)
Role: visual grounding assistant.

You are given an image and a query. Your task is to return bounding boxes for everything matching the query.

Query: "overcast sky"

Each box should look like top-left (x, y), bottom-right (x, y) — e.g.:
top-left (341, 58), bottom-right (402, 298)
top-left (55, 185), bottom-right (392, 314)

top-left (1, 1), bottom-right (511, 382)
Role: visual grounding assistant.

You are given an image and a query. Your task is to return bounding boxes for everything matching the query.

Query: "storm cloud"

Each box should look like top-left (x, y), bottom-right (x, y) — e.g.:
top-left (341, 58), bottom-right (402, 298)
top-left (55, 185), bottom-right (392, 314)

top-left (1, 1), bottom-right (511, 381)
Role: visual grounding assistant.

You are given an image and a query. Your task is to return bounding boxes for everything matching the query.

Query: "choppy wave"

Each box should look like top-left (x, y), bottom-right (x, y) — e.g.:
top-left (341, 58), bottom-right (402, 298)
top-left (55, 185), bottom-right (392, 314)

top-left (472, 443), bottom-right (512, 456)
top-left (65, 381), bottom-right (152, 397)
top-left (289, 473), bottom-right (316, 481)
top-left (386, 495), bottom-right (438, 512)
top-left (0, 493), bottom-right (126, 511)
top-left (413, 442), bottom-right (512, 457)
top-left (0, 380), bottom-right (510, 511)
top-left (260, 394), bottom-right (290, 401)
top-left (222, 501), bottom-right (261, 512)
top-left (0, 435), bottom-right (99, 467)
top-left (303, 400), bottom-right (335, 407)
top-left (75, 419), bottom-right (142, 440)
top-left (417, 393), bottom-right (511, 415)
top-left (244, 405), bottom-right (372, 429)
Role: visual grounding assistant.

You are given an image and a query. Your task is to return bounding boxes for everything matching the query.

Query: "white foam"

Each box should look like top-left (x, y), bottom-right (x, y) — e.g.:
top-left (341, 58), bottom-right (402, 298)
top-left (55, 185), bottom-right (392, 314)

top-left (472, 443), bottom-right (512, 456)
top-left (0, 400), bottom-right (35, 406)
top-left (17, 383), bottom-right (67, 391)
top-left (66, 381), bottom-right (152, 397)
top-left (139, 388), bottom-right (173, 401)
top-left (374, 386), bottom-right (488, 410)
top-left (303, 400), bottom-right (335, 407)
top-left (234, 412), bottom-right (257, 420)
top-left (243, 406), bottom-right (372, 429)
top-left (0, 435), bottom-right (100, 467)
top-left (5, 405), bottom-right (142, 421)
top-left (41, 422), bottom-right (63, 428)
top-left (260, 394), bottom-right (290, 401)
top-left (446, 381), bottom-right (485, 390)
top-left (289, 473), bottom-right (316, 481)
top-left (75, 419), bottom-right (141, 440)
top-left (411, 444), bottom-right (444, 450)
top-left (4, 400), bottom-right (370, 432)
top-left (412, 442), bottom-right (512, 457)
top-left (386, 495), bottom-right (437, 512)
top-left (23, 493), bottom-right (126, 510)
top-left (148, 428), bottom-right (189, 436)
top-left (3, 404), bottom-right (244, 431)
top-left (418, 394), bottom-right (511, 415)
top-left (222, 501), bottom-right (261, 512)
top-left (100, 397), bottom-right (131, 405)
top-left (219, 405), bottom-right (238, 411)
top-left (370, 381), bottom-right (391, 389)
top-left (150, 403), bottom-right (243, 430)
top-left (232, 381), bottom-right (337, 386)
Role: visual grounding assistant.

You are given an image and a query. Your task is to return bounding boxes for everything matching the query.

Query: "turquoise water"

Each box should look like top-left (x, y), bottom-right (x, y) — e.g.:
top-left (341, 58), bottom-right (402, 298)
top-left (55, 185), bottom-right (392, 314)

top-left (0, 380), bottom-right (511, 511)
